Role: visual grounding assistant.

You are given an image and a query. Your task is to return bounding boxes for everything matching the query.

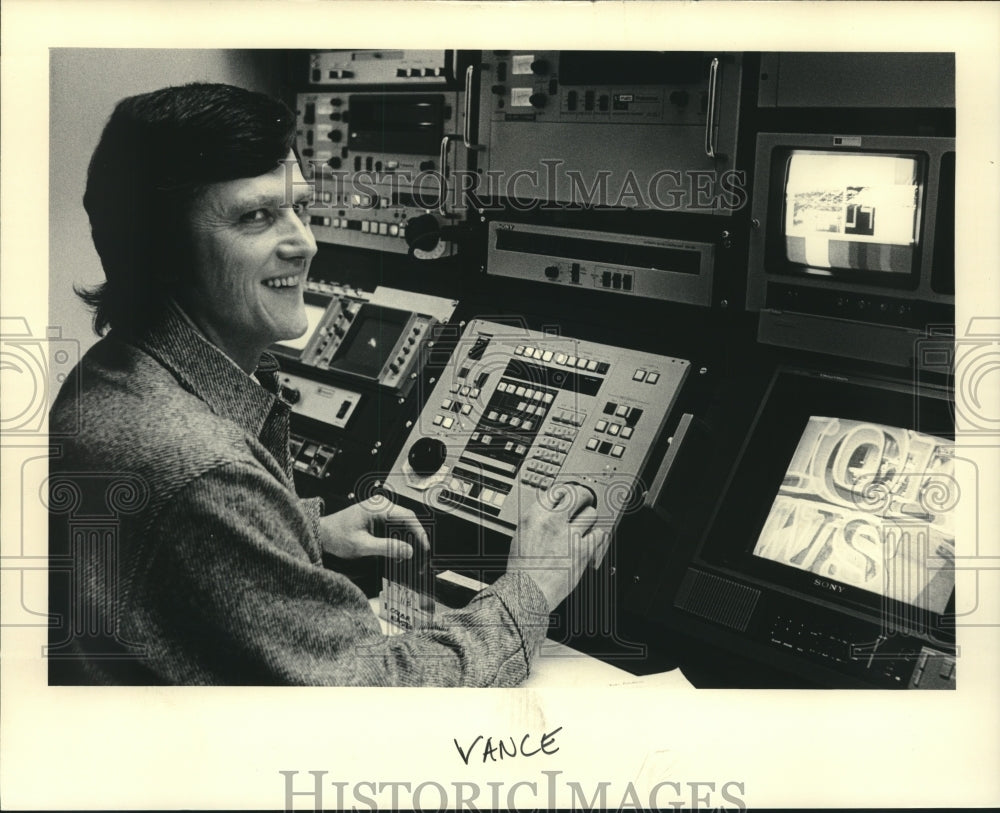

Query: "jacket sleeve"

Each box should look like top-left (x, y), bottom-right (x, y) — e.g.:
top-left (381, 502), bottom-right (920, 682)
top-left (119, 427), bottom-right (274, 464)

top-left (125, 460), bottom-right (551, 686)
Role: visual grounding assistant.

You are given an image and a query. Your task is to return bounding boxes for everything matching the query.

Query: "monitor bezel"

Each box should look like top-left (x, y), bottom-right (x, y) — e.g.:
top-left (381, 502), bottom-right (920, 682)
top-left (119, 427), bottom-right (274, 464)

top-left (748, 132), bottom-right (956, 312)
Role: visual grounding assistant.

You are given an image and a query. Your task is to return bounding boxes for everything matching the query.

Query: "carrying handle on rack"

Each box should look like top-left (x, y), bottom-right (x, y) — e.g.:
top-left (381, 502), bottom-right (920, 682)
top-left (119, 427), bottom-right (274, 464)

top-left (704, 57), bottom-right (725, 160)
top-left (463, 65), bottom-right (485, 150)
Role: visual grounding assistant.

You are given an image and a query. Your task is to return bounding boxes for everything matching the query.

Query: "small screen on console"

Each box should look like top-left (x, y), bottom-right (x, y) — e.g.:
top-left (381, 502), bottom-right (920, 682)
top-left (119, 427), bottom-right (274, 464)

top-left (784, 151), bottom-right (920, 275)
top-left (330, 305), bottom-right (408, 379)
top-left (753, 416), bottom-right (954, 614)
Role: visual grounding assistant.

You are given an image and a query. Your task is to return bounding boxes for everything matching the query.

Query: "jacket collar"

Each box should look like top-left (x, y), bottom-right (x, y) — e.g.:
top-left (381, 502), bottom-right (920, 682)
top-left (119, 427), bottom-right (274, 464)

top-left (133, 302), bottom-right (281, 437)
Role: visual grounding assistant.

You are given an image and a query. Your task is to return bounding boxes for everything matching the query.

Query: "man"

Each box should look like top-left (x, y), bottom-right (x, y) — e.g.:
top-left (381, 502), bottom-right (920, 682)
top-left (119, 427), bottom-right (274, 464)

top-left (48, 83), bottom-right (606, 686)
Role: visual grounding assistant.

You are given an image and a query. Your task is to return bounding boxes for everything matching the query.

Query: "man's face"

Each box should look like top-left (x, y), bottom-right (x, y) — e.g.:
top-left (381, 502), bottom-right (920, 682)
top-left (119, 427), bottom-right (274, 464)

top-left (184, 153), bottom-right (317, 370)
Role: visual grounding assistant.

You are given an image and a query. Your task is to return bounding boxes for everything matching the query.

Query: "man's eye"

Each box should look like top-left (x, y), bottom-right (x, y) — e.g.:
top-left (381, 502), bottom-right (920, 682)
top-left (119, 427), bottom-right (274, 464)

top-left (240, 208), bottom-right (273, 225)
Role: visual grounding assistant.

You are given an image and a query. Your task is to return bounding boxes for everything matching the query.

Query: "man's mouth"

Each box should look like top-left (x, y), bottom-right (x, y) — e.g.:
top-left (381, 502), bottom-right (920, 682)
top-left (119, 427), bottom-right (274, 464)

top-left (262, 274), bottom-right (301, 289)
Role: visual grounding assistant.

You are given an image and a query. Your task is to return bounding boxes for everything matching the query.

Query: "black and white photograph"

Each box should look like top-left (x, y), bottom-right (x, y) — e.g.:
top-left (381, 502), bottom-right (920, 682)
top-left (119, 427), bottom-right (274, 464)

top-left (2, 1), bottom-right (998, 810)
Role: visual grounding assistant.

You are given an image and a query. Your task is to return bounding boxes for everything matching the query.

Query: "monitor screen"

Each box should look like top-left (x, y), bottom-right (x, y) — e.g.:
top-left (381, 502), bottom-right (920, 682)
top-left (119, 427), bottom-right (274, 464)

top-left (753, 416), bottom-right (954, 614)
top-left (783, 151), bottom-right (921, 276)
top-left (330, 304), bottom-right (408, 379)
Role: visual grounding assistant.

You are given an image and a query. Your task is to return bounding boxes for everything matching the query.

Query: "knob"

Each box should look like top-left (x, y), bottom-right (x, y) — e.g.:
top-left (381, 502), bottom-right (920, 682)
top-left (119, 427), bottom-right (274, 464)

top-left (419, 160), bottom-right (436, 171)
top-left (327, 157), bottom-right (342, 169)
top-left (544, 265), bottom-right (559, 279)
top-left (329, 130), bottom-right (343, 143)
top-left (530, 59), bottom-right (551, 75)
top-left (408, 437), bottom-right (447, 477)
top-left (669, 90), bottom-right (690, 106)
top-left (529, 93), bottom-right (548, 109)
top-left (279, 386), bottom-right (301, 405)
top-left (491, 84), bottom-right (506, 95)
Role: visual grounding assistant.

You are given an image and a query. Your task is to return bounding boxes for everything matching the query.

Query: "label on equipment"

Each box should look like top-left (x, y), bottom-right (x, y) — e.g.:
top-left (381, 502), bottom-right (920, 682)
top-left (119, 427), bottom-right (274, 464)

top-left (511, 88), bottom-right (533, 107)
top-left (512, 55), bottom-right (535, 75)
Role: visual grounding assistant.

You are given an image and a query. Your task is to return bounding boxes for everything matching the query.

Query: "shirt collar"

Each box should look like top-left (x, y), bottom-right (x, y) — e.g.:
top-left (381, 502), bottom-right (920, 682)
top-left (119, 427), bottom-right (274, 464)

top-left (133, 302), bottom-right (281, 436)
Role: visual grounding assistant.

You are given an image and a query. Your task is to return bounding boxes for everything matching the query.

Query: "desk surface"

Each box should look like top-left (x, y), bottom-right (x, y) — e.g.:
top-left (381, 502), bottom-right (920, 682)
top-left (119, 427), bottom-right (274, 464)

top-left (369, 597), bottom-right (694, 690)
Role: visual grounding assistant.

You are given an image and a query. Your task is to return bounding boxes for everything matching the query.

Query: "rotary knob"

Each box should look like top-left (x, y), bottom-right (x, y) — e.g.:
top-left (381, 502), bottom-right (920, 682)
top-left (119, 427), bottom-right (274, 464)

top-left (529, 93), bottom-right (548, 109)
top-left (408, 437), bottom-right (447, 477)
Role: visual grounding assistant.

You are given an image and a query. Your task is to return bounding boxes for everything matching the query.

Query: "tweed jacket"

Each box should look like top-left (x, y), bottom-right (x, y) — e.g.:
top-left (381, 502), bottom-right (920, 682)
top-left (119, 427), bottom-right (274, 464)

top-left (48, 303), bottom-right (549, 686)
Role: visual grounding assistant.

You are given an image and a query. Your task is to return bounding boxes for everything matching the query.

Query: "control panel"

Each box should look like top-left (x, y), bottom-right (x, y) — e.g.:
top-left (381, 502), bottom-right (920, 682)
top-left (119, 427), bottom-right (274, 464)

top-left (296, 90), bottom-right (468, 255)
top-left (272, 282), bottom-right (457, 397)
top-left (488, 221), bottom-right (716, 306)
top-left (276, 372), bottom-right (361, 429)
top-left (477, 51), bottom-right (742, 213)
top-left (384, 319), bottom-right (689, 535)
top-left (307, 50), bottom-right (454, 86)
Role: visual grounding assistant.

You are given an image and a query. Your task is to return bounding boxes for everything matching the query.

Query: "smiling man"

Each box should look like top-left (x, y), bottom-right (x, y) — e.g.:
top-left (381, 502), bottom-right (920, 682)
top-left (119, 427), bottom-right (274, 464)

top-left (48, 83), bottom-right (606, 686)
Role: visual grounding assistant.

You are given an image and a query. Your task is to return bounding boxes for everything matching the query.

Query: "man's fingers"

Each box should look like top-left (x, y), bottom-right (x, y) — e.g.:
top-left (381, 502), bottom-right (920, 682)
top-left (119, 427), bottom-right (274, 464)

top-left (365, 497), bottom-right (430, 553)
top-left (569, 504), bottom-right (599, 536)
top-left (551, 482), bottom-right (597, 518)
top-left (386, 504), bottom-right (431, 553)
top-left (587, 529), bottom-right (612, 569)
top-left (362, 534), bottom-right (415, 560)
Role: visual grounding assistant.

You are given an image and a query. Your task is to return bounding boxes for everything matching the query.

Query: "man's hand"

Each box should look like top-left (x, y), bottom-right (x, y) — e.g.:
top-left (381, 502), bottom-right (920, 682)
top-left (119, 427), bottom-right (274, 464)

top-left (507, 483), bottom-right (611, 612)
top-left (318, 496), bottom-right (430, 560)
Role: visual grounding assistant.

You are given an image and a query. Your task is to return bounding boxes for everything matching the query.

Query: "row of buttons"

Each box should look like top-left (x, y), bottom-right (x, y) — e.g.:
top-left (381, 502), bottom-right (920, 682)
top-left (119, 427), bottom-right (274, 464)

top-left (441, 398), bottom-right (473, 416)
top-left (594, 420), bottom-right (634, 439)
top-left (470, 433), bottom-right (528, 455)
top-left (496, 381), bottom-right (554, 403)
top-left (632, 369), bottom-right (661, 384)
top-left (551, 409), bottom-right (586, 427)
top-left (545, 425), bottom-right (578, 442)
top-left (387, 326), bottom-right (423, 377)
top-left (585, 438), bottom-right (625, 458)
top-left (513, 346), bottom-right (610, 375)
top-left (431, 414), bottom-right (457, 429)
top-left (602, 402), bottom-right (644, 426)
top-left (533, 448), bottom-right (566, 465)
top-left (448, 384), bottom-right (482, 398)
top-left (521, 471), bottom-right (554, 491)
top-left (449, 477), bottom-right (509, 507)
top-left (527, 459), bottom-right (560, 477)
top-left (485, 411), bottom-right (537, 431)
top-left (309, 216), bottom-right (407, 238)
top-left (538, 436), bottom-right (571, 454)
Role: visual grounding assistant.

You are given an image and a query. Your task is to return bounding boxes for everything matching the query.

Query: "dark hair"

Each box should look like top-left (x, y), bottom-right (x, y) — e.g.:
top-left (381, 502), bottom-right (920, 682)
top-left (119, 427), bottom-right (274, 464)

top-left (79, 83), bottom-right (298, 336)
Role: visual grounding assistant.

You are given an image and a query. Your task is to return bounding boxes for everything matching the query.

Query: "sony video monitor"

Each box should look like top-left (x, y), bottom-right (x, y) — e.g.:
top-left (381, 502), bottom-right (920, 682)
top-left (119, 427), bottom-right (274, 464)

top-left (662, 367), bottom-right (957, 688)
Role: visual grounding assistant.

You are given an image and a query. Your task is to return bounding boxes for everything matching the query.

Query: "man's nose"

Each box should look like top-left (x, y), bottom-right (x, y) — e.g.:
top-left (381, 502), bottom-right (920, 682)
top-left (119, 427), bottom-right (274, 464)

top-left (277, 208), bottom-right (318, 260)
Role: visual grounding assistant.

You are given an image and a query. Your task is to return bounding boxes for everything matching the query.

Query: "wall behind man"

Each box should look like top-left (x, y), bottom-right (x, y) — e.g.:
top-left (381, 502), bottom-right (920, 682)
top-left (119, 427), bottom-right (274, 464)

top-left (49, 49), bottom-right (286, 363)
